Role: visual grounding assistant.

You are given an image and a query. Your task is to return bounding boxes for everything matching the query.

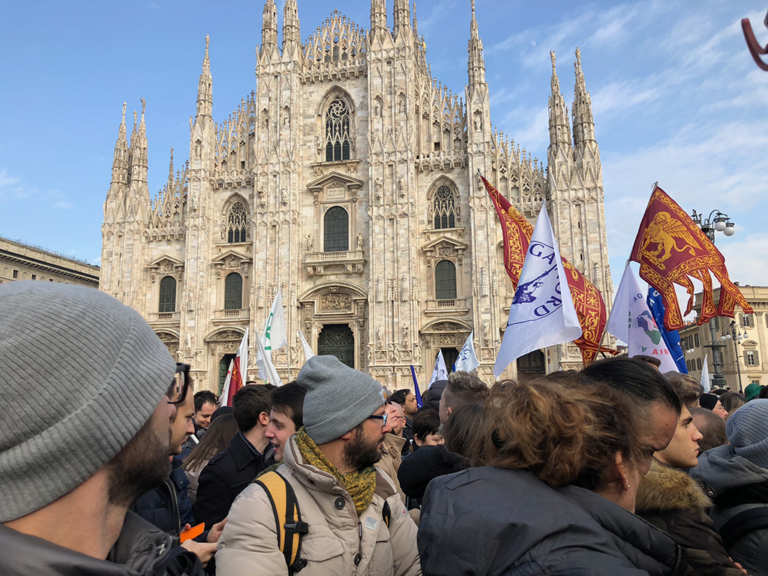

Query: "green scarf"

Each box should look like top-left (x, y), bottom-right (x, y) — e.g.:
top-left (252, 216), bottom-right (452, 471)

top-left (295, 427), bottom-right (377, 515)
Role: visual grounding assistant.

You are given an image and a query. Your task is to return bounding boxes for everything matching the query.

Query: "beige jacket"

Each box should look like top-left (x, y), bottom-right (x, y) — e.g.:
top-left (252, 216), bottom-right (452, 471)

top-left (216, 436), bottom-right (422, 576)
top-left (377, 434), bottom-right (407, 504)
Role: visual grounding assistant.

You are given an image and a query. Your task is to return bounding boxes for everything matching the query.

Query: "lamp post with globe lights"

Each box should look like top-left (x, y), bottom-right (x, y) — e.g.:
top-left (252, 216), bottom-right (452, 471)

top-left (690, 208), bottom-right (736, 389)
top-left (722, 320), bottom-right (748, 393)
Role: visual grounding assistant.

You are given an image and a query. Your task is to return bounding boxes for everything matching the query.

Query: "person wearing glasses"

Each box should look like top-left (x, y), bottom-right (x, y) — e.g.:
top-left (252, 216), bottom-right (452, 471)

top-left (0, 282), bottom-right (203, 576)
top-left (216, 355), bottom-right (422, 576)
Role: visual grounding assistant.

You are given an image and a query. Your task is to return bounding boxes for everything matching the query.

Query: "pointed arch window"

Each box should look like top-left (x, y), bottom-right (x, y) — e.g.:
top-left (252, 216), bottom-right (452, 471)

top-left (224, 273), bottom-right (243, 310)
top-left (324, 206), bottom-right (349, 252)
top-left (227, 201), bottom-right (248, 243)
top-left (325, 98), bottom-right (351, 162)
top-left (435, 260), bottom-right (457, 300)
top-left (159, 276), bottom-right (176, 313)
top-left (432, 185), bottom-right (456, 229)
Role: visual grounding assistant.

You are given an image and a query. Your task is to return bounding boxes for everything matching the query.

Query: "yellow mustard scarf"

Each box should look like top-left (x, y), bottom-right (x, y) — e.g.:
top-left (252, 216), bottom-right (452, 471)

top-left (295, 427), bottom-right (377, 515)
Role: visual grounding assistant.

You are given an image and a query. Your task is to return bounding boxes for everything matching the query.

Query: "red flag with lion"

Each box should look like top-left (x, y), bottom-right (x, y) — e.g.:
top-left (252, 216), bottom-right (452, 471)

top-left (630, 185), bottom-right (752, 330)
top-left (481, 175), bottom-right (611, 364)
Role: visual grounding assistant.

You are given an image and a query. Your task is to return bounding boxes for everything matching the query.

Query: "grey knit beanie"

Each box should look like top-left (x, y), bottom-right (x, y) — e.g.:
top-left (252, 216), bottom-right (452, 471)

top-left (726, 399), bottom-right (768, 470)
top-left (0, 282), bottom-right (176, 521)
top-left (298, 355), bottom-right (387, 444)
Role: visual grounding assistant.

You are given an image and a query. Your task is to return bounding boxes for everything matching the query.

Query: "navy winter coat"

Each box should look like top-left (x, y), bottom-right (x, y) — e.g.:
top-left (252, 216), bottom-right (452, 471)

top-left (418, 466), bottom-right (687, 576)
top-left (131, 456), bottom-right (198, 539)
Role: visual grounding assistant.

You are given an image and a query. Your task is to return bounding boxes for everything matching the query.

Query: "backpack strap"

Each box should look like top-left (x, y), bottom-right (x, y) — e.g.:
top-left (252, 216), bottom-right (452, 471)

top-left (382, 501), bottom-right (391, 528)
top-left (718, 507), bottom-right (768, 550)
top-left (255, 471), bottom-right (309, 574)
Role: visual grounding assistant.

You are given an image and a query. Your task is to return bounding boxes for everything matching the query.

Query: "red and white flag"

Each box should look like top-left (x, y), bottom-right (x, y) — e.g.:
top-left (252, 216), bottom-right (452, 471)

top-left (221, 328), bottom-right (249, 407)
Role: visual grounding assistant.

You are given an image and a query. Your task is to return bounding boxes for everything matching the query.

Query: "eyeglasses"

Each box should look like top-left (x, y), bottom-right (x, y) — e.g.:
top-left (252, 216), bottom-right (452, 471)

top-left (167, 363), bottom-right (190, 405)
top-left (367, 413), bottom-right (389, 426)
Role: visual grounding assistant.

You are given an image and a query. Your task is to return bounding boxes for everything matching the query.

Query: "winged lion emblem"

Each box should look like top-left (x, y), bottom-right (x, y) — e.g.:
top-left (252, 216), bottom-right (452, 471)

top-left (640, 212), bottom-right (701, 270)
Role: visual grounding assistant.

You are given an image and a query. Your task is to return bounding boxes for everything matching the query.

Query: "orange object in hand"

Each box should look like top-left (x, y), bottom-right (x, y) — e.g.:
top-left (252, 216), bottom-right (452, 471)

top-left (180, 522), bottom-right (205, 543)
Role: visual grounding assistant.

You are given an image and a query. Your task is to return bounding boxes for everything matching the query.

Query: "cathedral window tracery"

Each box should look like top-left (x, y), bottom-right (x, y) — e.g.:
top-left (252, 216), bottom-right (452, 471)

top-left (430, 185), bottom-right (457, 229)
top-left (159, 276), bottom-right (176, 313)
top-left (224, 273), bottom-right (243, 310)
top-left (324, 206), bottom-right (349, 252)
top-left (227, 201), bottom-right (248, 243)
top-left (435, 260), bottom-right (457, 300)
top-left (325, 98), bottom-right (351, 162)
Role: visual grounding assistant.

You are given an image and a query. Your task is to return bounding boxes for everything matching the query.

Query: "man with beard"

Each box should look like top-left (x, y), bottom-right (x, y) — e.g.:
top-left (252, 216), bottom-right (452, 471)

top-left (0, 282), bottom-right (202, 575)
top-left (216, 356), bottom-right (421, 576)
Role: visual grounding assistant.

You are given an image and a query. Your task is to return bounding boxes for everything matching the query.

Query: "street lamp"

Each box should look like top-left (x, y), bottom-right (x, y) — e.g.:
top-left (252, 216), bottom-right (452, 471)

top-left (690, 208), bottom-right (737, 389)
top-left (723, 321), bottom-right (746, 393)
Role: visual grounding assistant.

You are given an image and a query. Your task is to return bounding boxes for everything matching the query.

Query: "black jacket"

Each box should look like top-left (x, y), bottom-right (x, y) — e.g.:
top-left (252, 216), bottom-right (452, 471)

top-left (192, 431), bottom-right (274, 528)
top-left (0, 511), bottom-right (203, 576)
top-left (398, 444), bottom-right (469, 500)
top-left (418, 466), bottom-right (687, 576)
top-left (131, 456), bottom-right (197, 539)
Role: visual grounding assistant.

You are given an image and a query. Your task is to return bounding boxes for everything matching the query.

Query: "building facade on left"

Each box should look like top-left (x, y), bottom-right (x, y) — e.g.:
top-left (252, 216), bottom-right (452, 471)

top-left (0, 236), bottom-right (100, 288)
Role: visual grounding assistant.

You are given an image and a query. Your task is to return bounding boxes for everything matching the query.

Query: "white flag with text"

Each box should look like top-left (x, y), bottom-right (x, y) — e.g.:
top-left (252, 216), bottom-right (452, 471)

top-left (255, 328), bottom-right (282, 386)
top-left (428, 350), bottom-right (448, 389)
top-left (455, 332), bottom-right (480, 373)
top-left (257, 289), bottom-right (287, 383)
top-left (494, 203), bottom-right (582, 377)
top-left (606, 264), bottom-right (679, 373)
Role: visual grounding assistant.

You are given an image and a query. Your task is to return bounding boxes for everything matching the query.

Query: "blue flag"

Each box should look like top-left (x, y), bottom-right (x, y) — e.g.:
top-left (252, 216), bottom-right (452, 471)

top-left (410, 365), bottom-right (423, 408)
top-left (647, 288), bottom-right (687, 373)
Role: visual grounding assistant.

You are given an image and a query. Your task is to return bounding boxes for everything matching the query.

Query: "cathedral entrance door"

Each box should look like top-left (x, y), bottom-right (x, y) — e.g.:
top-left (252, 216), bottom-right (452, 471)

top-left (318, 325), bottom-right (355, 368)
top-left (440, 347), bottom-right (459, 373)
top-left (517, 350), bottom-right (546, 378)
top-left (219, 353), bottom-right (236, 394)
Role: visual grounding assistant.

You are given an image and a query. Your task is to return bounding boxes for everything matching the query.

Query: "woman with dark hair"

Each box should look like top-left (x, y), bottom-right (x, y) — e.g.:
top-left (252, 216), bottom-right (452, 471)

top-left (419, 376), bottom-right (687, 575)
top-left (183, 413), bottom-right (239, 503)
top-left (399, 403), bottom-right (485, 503)
top-left (411, 408), bottom-right (443, 448)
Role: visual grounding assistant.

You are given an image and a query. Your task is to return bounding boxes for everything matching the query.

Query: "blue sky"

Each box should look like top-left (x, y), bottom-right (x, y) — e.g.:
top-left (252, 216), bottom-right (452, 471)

top-left (1, 0), bottom-right (766, 293)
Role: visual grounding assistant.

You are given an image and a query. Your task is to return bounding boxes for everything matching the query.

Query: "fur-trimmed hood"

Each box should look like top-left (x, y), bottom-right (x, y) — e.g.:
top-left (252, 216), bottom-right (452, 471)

top-left (636, 459), bottom-right (712, 513)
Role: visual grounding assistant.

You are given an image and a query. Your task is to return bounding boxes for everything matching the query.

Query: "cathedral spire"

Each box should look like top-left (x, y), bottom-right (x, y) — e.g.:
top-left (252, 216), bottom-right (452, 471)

top-left (394, 0), bottom-right (411, 38)
top-left (467, 0), bottom-right (486, 85)
top-left (412, 1), bottom-right (418, 37)
top-left (196, 35), bottom-right (213, 120)
top-left (129, 99), bottom-right (148, 186)
top-left (111, 101), bottom-right (129, 188)
top-left (548, 50), bottom-right (571, 149)
top-left (371, 0), bottom-right (388, 41)
top-left (282, 0), bottom-right (301, 52)
top-left (168, 147), bottom-right (174, 185)
top-left (572, 47), bottom-right (595, 150)
top-left (260, 0), bottom-right (278, 55)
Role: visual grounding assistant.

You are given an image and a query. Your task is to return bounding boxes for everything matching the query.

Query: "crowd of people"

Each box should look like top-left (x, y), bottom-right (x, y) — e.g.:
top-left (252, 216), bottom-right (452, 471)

top-left (2, 282), bottom-right (768, 576)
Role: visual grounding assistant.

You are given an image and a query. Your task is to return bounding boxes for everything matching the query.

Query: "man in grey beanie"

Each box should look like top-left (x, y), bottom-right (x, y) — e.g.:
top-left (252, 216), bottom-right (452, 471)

top-left (0, 282), bottom-right (202, 576)
top-left (216, 355), bottom-right (421, 576)
top-left (690, 399), bottom-right (768, 576)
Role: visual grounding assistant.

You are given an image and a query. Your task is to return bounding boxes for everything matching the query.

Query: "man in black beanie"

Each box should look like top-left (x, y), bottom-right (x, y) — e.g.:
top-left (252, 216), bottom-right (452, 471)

top-left (0, 282), bottom-right (202, 575)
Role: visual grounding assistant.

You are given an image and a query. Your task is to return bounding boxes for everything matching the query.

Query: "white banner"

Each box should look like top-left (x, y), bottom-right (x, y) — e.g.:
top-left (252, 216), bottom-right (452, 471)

top-left (455, 332), bottom-right (480, 373)
top-left (428, 350), bottom-right (448, 389)
top-left (606, 264), bottom-right (679, 373)
top-left (494, 203), bottom-right (582, 377)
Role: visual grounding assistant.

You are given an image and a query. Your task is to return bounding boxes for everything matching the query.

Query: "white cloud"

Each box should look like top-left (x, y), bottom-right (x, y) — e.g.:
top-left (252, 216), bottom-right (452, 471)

top-left (718, 233), bottom-right (768, 287)
top-left (0, 168), bottom-right (21, 188)
top-left (53, 201), bottom-right (73, 210)
top-left (418, 0), bottom-right (458, 36)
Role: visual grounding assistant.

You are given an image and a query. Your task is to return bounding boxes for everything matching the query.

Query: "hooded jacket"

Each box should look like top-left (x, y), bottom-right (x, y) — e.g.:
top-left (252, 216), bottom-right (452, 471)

top-left (690, 444), bottom-right (768, 576)
top-left (636, 459), bottom-right (743, 576)
top-left (0, 511), bottom-right (202, 576)
top-left (377, 433), bottom-right (407, 503)
top-left (418, 466), bottom-right (687, 576)
top-left (215, 435), bottom-right (421, 576)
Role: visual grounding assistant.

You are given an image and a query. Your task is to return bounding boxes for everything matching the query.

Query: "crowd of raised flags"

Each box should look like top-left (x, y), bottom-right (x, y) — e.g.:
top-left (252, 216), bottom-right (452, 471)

top-left (222, 176), bottom-right (750, 397)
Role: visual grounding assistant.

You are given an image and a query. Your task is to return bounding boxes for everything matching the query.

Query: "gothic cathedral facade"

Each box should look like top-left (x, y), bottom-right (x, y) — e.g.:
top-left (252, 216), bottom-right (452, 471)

top-left (100, 0), bottom-right (612, 392)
